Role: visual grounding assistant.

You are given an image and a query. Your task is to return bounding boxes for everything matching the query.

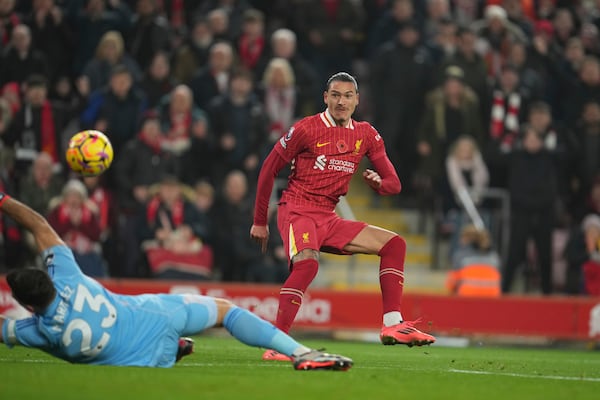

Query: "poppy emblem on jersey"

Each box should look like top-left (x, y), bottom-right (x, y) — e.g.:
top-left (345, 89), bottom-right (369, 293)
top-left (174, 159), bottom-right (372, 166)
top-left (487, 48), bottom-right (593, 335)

top-left (336, 140), bottom-right (348, 153)
top-left (302, 232), bottom-right (310, 243)
top-left (353, 139), bottom-right (363, 155)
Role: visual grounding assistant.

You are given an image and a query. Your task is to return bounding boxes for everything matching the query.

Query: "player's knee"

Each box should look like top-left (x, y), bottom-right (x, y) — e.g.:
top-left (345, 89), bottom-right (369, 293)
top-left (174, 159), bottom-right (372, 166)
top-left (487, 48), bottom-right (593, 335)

top-left (291, 249), bottom-right (319, 263)
top-left (214, 298), bottom-right (235, 325)
top-left (378, 235), bottom-right (406, 257)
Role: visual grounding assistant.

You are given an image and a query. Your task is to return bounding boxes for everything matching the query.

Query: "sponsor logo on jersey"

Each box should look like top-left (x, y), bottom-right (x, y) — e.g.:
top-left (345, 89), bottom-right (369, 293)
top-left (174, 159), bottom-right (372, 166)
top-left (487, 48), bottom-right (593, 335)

top-left (313, 155), bottom-right (356, 173)
top-left (313, 154), bottom-right (327, 170)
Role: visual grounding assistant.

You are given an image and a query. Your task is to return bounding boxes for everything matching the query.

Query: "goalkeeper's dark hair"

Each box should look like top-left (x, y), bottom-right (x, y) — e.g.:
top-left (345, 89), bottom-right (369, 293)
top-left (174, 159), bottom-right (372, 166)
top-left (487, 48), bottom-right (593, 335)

top-left (326, 72), bottom-right (358, 92)
top-left (6, 268), bottom-right (56, 310)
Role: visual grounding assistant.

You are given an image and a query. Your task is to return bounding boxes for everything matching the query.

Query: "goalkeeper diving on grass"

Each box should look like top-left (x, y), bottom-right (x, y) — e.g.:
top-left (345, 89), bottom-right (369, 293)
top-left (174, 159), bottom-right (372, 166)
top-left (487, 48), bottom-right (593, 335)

top-left (0, 192), bottom-right (352, 371)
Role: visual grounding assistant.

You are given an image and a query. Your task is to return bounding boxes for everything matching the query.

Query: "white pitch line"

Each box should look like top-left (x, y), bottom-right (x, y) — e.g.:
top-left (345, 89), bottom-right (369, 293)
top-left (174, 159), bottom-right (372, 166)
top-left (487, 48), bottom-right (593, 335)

top-left (449, 368), bottom-right (600, 382)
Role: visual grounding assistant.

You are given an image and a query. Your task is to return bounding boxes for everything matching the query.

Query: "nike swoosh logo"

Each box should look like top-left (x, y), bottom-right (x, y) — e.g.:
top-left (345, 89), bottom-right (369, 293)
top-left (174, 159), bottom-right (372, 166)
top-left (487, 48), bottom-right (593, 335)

top-left (316, 142), bottom-right (330, 148)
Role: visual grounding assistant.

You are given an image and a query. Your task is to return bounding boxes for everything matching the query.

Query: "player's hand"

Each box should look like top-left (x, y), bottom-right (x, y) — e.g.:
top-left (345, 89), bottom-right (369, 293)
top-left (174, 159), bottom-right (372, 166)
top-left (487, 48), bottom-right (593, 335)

top-left (250, 224), bottom-right (269, 254)
top-left (363, 169), bottom-right (382, 190)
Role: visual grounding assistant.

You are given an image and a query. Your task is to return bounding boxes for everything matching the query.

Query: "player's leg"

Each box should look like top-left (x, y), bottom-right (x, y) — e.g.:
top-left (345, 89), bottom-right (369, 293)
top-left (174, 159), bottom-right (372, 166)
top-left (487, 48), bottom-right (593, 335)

top-left (182, 295), bottom-right (352, 370)
top-left (342, 224), bottom-right (435, 346)
top-left (274, 206), bottom-right (321, 334)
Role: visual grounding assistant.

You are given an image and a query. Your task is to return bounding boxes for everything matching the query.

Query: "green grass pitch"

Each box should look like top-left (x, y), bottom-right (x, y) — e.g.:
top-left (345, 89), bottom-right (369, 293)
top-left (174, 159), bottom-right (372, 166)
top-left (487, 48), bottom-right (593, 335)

top-left (1, 335), bottom-right (599, 400)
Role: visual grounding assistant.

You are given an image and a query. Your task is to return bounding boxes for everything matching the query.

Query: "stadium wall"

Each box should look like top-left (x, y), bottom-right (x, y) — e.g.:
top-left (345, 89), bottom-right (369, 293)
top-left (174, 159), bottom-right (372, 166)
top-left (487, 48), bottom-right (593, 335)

top-left (1, 278), bottom-right (599, 342)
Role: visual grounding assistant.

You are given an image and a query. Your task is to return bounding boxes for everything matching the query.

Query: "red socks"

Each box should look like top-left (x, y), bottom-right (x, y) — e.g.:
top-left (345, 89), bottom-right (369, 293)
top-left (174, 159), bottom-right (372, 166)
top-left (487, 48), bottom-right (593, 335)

top-left (378, 235), bottom-right (406, 315)
top-left (275, 258), bottom-right (318, 333)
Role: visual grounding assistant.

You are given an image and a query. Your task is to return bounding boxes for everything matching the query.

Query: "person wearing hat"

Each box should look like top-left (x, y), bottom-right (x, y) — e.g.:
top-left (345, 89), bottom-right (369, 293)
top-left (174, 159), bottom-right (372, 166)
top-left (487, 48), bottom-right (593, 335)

top-left (47, 179), bottom-right (106, 278)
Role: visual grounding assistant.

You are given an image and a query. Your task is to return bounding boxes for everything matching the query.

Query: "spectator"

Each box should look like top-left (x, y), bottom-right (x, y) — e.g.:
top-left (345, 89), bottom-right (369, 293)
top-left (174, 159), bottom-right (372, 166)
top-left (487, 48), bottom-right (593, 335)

top-left (442, 135), bottom-right (490, 256)
top-left (293, 0), bottom-right (364, 83)
top-left (47, 179), bottom-right (107, 278)
top-left (81, 30), bottom-right (142, 93)
top-left (365, 0), bottom-right (415, 57)
top-left (25, 0), bottom-right (74, 85)
top-left (197, 0), bottom-right (253, 40)
top-left (138, 174), bottom-right (214, 280)
top-left (446, 224), bottom-right (501, 297)
top-left (503, 0), bottom-right (534, 39)
top-left (157, 84), bottom-right (208, 153)
top-left (259, 28), bottom-right (320, 116)
top-left (192, 180), bottom-right (216, 248)
top-left (506, 41), bottom-right (545, 102)
top-left (425, 17), bottom-right (458, 66)
top-left (82, 174), bottom-right (116, 272)
top-left (565, 56), bottom-right (600, 128)
top-left (3, 74), bottom-right (68, 188)
top-left (258, 58), bottom-right (299, 147)
top-left (573, 101), bottom-right (600, 200)
top-left (0, 0), bottom-right (20, 50)
top-left (550, 7), bottom-right (576, 52)
top-left (0, 82), bottom-right (20, 141)
top-left (80, 64), bottom-right (147, 156)
top-left (501, 125), bottom-right (559, 295)
top-left (236, 9), bottom-right (268, 73)
top-left (416, 65), bottom-right (484, 194)
top-left (171, 17), bottom-right (215, 84)
top-left (127, 0), bottom-right (171, 71)
top-left (140, 51), bottom-right (177, 108)
top-left (441, 26), bottom-right (490, 120)
top-left (68, 0), bottom-right (133, 75)
top-left (112, 110), bottom-right (178, 277)
top-left (0, 24), bottom-right (48, 87)
top-left (212, 169), bottom-right (276, 282)
top-left (525, 101), bottom-right (578, 220)
top-left (188, 41), bottom-right (234, 110)
top-left (17, 151), bottom-right (64, 267)
top-left (486, 63), bottom-right (532, 188)
top-left (565, 214), bottom-right (600, 296)
top-left (206, 7), bottom-right (233, 42)
top-left (471, 4), bottom-right (528, 81)
top-left (422, 0), bottom-right (452, 41)
top-left (18, 151), bottom-right (63, 216)
top-left (370, 21), bottom-right (433, 197)
top-left (207, 68), bottom-right (268, 185)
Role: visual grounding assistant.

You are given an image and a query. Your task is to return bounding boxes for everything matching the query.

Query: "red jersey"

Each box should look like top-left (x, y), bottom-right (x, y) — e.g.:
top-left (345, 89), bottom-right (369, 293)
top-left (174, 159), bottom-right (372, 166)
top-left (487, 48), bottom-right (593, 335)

top-left (253, 110), bottom-right (400, 225)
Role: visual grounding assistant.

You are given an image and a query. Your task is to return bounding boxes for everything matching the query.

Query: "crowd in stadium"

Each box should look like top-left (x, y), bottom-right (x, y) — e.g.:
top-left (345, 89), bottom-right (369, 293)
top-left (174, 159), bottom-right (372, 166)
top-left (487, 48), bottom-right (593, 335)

top-left (0, 0), bottom-right (599, 295)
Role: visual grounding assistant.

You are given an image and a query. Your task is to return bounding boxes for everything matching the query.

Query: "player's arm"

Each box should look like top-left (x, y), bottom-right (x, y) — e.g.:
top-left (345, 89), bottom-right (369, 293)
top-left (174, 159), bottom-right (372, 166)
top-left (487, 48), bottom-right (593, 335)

top-left (250, 149), bottom-right (288, 252)
top-left (364, 154), bottom-right (401, 195)
top-left (0, 193), bottom-right (65, 252)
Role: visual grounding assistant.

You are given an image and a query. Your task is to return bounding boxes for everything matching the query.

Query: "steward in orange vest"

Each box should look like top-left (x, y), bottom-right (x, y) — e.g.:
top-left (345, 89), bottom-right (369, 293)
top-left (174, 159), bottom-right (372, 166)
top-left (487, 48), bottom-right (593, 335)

top-left (447, 225), bottom-right (501, 297)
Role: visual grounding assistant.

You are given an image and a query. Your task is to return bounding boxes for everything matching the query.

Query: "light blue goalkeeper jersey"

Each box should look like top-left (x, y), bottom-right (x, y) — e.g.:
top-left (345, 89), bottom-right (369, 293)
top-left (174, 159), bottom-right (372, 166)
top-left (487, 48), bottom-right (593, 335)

top-left (2, 245), bottom-right (212, 367)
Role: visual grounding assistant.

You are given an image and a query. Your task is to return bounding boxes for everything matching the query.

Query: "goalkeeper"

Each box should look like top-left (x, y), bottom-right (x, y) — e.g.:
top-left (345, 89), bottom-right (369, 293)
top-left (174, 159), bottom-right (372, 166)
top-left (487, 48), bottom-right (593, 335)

top-left (0, 192), bottom-right (351, 371)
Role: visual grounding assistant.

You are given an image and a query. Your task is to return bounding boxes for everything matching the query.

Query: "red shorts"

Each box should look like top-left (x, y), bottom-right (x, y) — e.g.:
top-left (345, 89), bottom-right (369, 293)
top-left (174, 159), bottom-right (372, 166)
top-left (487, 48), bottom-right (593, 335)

top-left (277, 202), bottom-right (368, 263)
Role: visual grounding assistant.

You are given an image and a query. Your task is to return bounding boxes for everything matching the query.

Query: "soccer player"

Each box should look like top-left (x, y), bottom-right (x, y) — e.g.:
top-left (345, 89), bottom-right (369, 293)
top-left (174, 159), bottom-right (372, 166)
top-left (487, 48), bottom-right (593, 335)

top-left (0, 192), bottom-right (352, 371)
top-left (250, 72), bottom-right (436, 361)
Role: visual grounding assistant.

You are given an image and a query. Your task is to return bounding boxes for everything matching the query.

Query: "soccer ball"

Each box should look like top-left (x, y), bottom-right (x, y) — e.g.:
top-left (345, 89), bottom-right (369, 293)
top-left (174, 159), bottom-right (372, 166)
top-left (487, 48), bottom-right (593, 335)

top-left (65, 130), bottom-right (114, 177)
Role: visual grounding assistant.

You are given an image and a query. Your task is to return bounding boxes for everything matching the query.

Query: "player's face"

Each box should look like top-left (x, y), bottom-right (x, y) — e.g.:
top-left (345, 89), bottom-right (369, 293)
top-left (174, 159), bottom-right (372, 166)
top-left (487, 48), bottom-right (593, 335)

top-left (324, 81), bottom-right (359, 125)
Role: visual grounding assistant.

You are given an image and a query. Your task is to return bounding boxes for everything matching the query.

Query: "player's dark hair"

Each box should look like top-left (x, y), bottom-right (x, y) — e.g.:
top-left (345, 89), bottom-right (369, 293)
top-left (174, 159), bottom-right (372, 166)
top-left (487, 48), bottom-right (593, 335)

top-left (6, 268), bottom-right (56, 310)
top-left (326, 72), bottom-right (358, 92)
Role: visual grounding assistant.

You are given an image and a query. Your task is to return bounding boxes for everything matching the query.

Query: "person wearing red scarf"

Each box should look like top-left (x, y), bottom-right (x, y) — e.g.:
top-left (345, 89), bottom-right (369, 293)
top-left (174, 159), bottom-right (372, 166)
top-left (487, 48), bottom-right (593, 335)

top-left (237, 9), bottom-right (267, 72)
top-left (139, 174), bottom-right (213, 280)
